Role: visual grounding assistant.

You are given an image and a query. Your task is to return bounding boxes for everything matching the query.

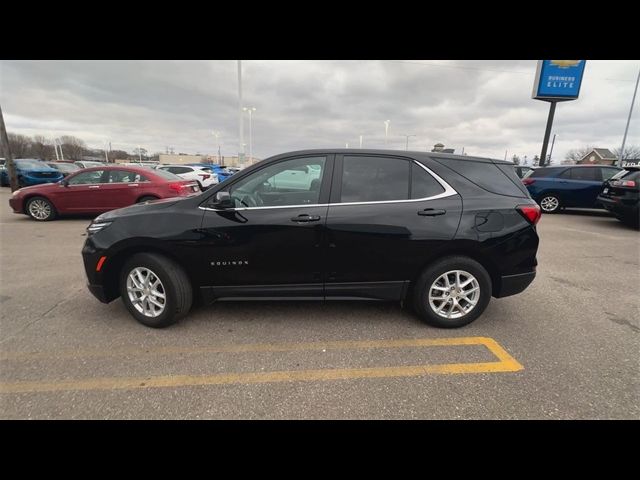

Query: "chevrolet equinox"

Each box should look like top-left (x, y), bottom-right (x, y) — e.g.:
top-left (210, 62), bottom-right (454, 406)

top-left (82, 150), bottom-right (540, 328)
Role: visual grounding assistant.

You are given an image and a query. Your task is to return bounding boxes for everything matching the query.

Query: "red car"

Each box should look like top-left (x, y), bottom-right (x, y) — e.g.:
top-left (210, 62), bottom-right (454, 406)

top-left (9, 166), bottom-right (199, 221)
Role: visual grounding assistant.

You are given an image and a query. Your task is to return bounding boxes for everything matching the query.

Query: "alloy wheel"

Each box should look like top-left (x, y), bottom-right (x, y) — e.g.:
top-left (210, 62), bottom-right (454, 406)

top-left (428, 270), bottom-right (480, 319)
top-left (126, 267), bottom-right (166, 318)
top-left (540, 196), bottom-right (559, 212)
top-left (28, 199), bottom-right (52, 220)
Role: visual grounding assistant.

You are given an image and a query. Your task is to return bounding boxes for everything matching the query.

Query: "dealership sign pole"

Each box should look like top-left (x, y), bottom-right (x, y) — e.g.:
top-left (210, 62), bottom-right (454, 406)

top-left (532, 61), bottom-right (586, 167)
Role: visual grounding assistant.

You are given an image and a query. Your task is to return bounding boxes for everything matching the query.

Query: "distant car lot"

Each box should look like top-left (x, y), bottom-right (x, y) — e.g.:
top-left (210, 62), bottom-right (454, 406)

top-left (0, 187), bottom-right (637, 419)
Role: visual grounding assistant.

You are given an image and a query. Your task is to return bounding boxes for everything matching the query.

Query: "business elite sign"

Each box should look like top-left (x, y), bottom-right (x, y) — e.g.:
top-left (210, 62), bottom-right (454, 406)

top-left (532, 60), bottom-right (586, 101)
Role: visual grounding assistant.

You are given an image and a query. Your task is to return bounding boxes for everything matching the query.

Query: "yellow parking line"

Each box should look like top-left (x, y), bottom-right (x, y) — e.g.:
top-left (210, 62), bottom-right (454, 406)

top-left (0, 337), bottom-right (522, 393)
top-left (0, 336), bottom-right (511, 361)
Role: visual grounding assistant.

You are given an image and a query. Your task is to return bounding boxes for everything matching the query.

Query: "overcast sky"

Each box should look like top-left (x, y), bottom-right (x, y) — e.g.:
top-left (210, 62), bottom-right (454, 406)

top-left (1, 60), bottom-right (638, 163)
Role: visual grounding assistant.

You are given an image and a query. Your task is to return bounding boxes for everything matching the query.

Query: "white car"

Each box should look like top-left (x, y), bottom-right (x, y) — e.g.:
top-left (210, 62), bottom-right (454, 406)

top-left (156, 164), bottom-right (219, 190)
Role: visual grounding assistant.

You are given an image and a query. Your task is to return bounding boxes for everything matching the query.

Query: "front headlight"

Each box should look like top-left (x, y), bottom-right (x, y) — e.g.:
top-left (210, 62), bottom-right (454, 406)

top-left (87, 221), bottom-right (112, 235)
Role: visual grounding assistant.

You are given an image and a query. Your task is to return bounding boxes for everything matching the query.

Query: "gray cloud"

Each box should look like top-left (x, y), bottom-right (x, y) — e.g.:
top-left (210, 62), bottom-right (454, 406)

top-left (1, 60), bottom-right (638, 162)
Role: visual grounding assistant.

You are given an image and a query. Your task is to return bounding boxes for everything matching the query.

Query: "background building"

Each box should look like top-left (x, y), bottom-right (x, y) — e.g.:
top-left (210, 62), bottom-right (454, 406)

top-left (576, 148), bottom-right (617, 165)
top-left (158, 154), bottom-right (259, 167)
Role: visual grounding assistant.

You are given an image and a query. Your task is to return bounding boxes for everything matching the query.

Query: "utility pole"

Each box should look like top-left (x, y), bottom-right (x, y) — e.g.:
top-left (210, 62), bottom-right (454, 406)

top-left (359, 135), bottom-right (363, 148)
top-left (138, 145), bottom-right (142, 163)
top-left (618, 66), bottom-right (640, 167)
top-left (504, 150), bottom-right (507, 161)
top-left (0, 104), bottom-right (19, 192)
top-left (243, 107), bottom-right (256, 163)
top-left (237, 60), bottom-right (245, 163)
top-left (384, 120), bottom-right (390, 146)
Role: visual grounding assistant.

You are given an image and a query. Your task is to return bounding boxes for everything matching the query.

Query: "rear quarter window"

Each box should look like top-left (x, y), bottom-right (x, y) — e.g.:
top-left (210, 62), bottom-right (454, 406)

top-left (434, 158), bottom-right (528, 197)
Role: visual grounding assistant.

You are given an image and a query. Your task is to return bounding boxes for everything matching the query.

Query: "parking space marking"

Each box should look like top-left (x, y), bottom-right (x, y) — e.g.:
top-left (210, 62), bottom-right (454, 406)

top-left (0, 336), bottom-right (523, 393)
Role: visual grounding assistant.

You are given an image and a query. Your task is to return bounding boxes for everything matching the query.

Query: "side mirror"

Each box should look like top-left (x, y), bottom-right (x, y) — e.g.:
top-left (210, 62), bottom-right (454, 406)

top-left (211, 191), bottom-right (233, 209)
top-left (61, 179), bottom-right (69, 187)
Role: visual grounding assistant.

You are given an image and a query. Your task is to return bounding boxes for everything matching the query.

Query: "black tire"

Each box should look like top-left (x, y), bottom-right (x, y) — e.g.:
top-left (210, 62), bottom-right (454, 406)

top-left (620, 213), bottom-right (640, 229)
top-left (538, 193), bottom-right (561, 213)
top-left (137, 195), bottom-right (158, 203)
top-left (119, 253), bottom-right (193, 328)
top-left (412, 256), bottom-right (492, 328)
top-left (25, 196), bottom-right (57, 221)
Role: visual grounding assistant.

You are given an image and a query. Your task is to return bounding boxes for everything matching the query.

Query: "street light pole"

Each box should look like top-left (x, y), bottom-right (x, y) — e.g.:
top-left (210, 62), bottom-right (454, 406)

top-left (384, 120), bottom-right (390, 146)
top-left (212, 130), bottom-right (221, 164)
top-left (359, 135), bottom-right (363, 148)
top-left (237, 60), bottom-right (245, 162)
top-left (617, 66), bottom-right (640, 167)
top-left (57, 139), bottom-right (65, 161)
top-left (243, 107), bottom-right (256, 163)
top-left (401, 134), bottom-right (416, 151)
top-left (548, 133), bottom-right (557, 165)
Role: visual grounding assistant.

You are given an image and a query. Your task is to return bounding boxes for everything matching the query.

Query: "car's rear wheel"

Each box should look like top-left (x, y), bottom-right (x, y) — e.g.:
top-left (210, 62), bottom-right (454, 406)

top-left (413, 256), bottom-right (492, 328)
top-left (26, 196), bottom-right (56, 221)
top-left (137, 195), bottom-right (158, 203)
top-left (539, 194), bottom-right (561, 213)
top-left (119, 253), bottom-right (193, 328)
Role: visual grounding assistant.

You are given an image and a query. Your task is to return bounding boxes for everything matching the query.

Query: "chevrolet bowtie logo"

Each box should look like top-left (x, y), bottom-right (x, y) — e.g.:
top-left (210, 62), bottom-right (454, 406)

top-left (210, 260), bottom-right (249, 266)
top-left (550, 60), bottom-right (582, 69)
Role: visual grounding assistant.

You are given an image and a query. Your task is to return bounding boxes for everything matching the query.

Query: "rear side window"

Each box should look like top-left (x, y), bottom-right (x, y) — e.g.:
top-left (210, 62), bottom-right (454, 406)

top-left (153, 169), bottom-right (182, 180)
top-left (600, 167), bottom-right (621, 181)
top-left (529, 168), bottom-right (564, 178)
top-left (107, 170), bottom-right (149, 183)
top-left (435, 158), bottom-right (527, 197)
top-left (341, 156), bottom-right (409, 202)
top-left (411, 163), bottom-right (444, 198)
top-left (569, 168), bottom-right (599, 181)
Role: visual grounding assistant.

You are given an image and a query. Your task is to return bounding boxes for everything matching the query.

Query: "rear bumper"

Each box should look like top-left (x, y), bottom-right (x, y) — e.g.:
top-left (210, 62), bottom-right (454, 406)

top-left (597, 195), bottom-right (638, 217)
top-left (494, 271), bottom-right (536, 298)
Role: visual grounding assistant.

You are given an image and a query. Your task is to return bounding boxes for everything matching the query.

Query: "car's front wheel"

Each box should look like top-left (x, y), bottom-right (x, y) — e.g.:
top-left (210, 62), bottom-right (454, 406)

top-left (539, 194), bottom-right (561, 213)
top-left (26, 196), bottom-right (56, 221)
top-left (119, 253), bottom-right (193, 328)
top-left (413, 256), bottom-right (492, 328)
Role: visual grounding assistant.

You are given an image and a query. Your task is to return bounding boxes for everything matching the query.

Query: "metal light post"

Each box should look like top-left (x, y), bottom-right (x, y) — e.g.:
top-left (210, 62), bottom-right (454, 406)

top-left (243, 107), bottom-right (256, 163)
top-left (138, 145), bottom-right (142, 163)
top-left (401, 134), bottom-right (416, 151)
top-left (104, 141), bottom-right (109, 163)
top-left (359, 135), bottom-right (363, 148)
top-left (57, 139), bottom-right (65, 161)
top-left (617, 66), bottom-right (640, 167)
top-left (548, 133), bottom-right (558, 165)
top-left (237, 60), bottom-right (245, 161)
top-left (384, 120), bottom-right (390, 146)
top-left (212, 130), bottom-right (221, 164)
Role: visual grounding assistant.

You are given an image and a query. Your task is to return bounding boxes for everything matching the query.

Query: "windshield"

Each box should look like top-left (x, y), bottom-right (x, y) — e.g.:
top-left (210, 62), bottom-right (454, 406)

top-left (15, 159), bottom-right (48, 169)
top-left (48, 163), bottom-right (80, 172)
top-left (80, 161), bottom-right (105, 168)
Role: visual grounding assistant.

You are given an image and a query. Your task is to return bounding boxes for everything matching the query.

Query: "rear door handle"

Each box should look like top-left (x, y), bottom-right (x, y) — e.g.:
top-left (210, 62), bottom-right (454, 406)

top-left (291, 214), bottom-right (321, 223)
top-left (418, 208), bottom-right (446, 216)
top-left (88, 185), bottom-right (100, 189)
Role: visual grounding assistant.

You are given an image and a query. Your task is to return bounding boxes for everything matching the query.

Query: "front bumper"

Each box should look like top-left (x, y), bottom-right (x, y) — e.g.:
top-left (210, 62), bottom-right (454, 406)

top-left (494, 271), bottom-right (536, 298)
top-left (8, 196), bottom-right (22, 213)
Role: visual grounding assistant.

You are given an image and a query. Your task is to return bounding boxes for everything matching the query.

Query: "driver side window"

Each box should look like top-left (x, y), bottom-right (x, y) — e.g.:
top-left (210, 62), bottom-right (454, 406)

top-left (229, 157), bottom-right (326, 208)
top-left (68, 170), bottom-right (105, 185)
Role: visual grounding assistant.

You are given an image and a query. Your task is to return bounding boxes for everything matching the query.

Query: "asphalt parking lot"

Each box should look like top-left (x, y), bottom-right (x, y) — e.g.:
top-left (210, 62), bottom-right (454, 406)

top-left (0, 188), bottom-right (638, 419)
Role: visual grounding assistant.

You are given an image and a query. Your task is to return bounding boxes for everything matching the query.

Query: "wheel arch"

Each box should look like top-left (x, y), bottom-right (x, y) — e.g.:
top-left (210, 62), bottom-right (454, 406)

top-left (100, 244), bottom-right (191, 302)
top-left (22, 193), bottom-right (57, 215)
top-left (409, 242), bottom-right (501, 300)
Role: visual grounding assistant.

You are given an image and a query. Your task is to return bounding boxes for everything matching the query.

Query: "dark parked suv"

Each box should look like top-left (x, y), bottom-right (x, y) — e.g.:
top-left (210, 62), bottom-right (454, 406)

top-left (82, 150), bottom-right (540, 329)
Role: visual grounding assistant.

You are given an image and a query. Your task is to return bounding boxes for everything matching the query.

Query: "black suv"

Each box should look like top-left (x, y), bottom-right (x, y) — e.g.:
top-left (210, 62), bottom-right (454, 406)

top-left (82, 150), bottom-right (540, 329)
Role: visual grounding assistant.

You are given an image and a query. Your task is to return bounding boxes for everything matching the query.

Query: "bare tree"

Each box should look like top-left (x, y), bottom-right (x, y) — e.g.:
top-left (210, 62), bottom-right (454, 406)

top-left (532, 155), bottom-right (540, 166)
top-left (7, 133), bottom-right (32, 158)
top-left (31, 135), bottom-right (56, 160)
top-left (564, 146), bottom-right (593, 163)
top-left (613, 145), bottom-right (640, 160)
top-left (58, 135), bottom-right (86, 160)
top-left (511, 155), bottom-right (520, 165)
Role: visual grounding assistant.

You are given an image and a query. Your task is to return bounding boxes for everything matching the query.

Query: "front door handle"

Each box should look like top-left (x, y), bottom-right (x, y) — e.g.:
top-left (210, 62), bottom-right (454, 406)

top-left (291, 214), bottom-right (321, 223)
top-left (418, 208), bottom-right (446, 216)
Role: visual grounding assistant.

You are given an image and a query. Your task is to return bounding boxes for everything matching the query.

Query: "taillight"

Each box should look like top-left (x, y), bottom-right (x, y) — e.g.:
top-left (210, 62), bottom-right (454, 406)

top-left (516, 204), bottom-right (541, 225)
top-left (198, 173), bottom-right (210, 180)
top-left (168, 182), bottom-right (184, 193)
top-left (612, 180), bottom-right (636, 187)
top-left (522, 178), bottom-right (535, 186)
